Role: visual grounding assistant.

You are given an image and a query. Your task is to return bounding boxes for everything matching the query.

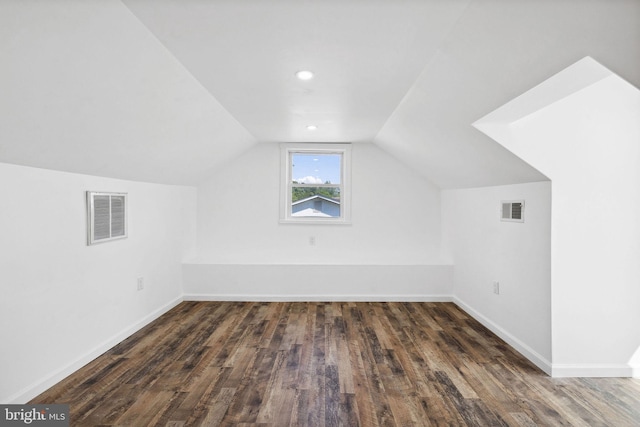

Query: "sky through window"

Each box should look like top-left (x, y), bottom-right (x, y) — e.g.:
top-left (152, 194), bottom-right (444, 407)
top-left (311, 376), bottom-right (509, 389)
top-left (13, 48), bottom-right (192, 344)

top-left (292, 153), bottom-right (341, 184)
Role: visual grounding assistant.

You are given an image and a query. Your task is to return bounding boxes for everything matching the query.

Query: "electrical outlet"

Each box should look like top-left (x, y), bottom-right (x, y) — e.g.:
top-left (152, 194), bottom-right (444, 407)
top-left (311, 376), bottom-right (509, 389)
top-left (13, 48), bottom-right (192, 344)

top-left (493, 281), bottom-right (500, 295)
top-left (137, 277), bottom-right (144, 291)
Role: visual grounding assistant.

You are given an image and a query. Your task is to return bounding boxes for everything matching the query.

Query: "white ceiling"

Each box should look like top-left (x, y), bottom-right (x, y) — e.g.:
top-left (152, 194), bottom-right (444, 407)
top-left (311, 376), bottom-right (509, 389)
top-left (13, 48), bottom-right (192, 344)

top-left (121, 0), bottom-right (471, 144)
top-left (1, 0), bottom-right (639, 187)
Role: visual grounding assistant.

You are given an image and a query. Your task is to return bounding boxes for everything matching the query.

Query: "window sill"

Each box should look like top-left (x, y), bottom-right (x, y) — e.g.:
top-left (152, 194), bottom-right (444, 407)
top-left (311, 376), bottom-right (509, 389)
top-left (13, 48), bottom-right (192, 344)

top-left (279, 218), bottom-right (352, 226)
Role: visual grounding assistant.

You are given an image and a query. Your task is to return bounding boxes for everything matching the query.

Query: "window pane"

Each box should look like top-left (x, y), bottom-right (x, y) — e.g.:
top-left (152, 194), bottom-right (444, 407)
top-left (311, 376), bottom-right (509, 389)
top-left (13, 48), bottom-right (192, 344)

top-left (291, 187), bottom-right (341, 218)
top-left (292, 153), bottom-right (341, 185)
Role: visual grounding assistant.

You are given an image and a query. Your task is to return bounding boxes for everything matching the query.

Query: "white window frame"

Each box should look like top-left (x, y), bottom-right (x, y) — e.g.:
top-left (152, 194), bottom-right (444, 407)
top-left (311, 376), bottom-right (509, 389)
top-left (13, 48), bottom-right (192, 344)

top-left (87, 191), bottom-right (128, 245)
top-left (280, 143), bottom-right (352, 225)
top-left (501, 200), bottom-right (525, 223)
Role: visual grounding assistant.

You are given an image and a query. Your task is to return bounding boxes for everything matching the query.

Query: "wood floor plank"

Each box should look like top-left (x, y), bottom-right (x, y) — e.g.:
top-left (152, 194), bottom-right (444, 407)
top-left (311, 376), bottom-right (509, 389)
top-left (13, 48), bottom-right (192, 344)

top-left (194, 387), bottom-right (236, 426)
top-left (115, 390), bottom-right (177, 426)
top-left (169, 366), bottom-right (226, 422)
top-left (348, 338), bottom-right (380, 427)
top-left (30, 301), bottom-right (640, 426)
top-left (295, 303), bottom-right (316, 391)
top-left (254, 350), bottom-right (289, 424)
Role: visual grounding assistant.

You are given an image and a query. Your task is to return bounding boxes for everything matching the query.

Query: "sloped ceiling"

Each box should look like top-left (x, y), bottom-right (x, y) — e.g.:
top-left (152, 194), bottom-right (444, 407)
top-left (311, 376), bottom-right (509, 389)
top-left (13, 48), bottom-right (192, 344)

top-left (472, 56), bottom-right (640, 181)
top-left (0, 0), bottom-right (255, 185)
top-left (375, 0), bottom-right (640, 188)
top-left (1, 0), bottom-right (639, 187)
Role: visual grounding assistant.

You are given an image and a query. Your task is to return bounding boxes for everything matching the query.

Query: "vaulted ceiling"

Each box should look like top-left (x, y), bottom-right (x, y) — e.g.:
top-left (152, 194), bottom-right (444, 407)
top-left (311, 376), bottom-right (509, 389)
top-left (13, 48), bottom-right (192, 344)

top-left (1, 0), bottom-right (639, 187)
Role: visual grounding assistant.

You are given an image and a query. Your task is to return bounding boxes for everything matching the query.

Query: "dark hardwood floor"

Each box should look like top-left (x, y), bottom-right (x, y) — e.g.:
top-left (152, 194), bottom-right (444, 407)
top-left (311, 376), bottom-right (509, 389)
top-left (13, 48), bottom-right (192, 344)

top-left (31, 301), bottom-right (640, 426)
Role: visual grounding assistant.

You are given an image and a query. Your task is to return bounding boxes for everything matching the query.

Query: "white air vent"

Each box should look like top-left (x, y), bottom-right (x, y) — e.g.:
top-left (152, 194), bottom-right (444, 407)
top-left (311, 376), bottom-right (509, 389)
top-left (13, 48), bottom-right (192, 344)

top-left (501, 200), bottom-right (524, 222)
top-left (87, 191), bottom-right (127, 245)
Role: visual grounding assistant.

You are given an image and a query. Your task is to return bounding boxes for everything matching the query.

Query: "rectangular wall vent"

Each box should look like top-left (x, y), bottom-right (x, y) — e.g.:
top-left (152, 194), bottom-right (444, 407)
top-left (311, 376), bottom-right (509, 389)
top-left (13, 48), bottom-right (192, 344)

top-left (87, 191), bottom-right (128, 245)
top-left (501, 200), bottom-right (524, 222)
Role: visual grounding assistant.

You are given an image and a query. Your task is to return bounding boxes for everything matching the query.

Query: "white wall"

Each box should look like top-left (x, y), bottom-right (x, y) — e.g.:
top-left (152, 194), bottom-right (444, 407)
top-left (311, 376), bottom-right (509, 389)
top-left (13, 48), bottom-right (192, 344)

top-left (475, 58), bottom-right (640, 377)
top-left (513, 76), bottom-right (640, 376)
top-left (442, 182), bottom-right (552, 373)
top-left (0, 163), bottom-right (197, 403)
top-left (188, 142), bottom-right (450, 299)
top-left (183, 264), bottom-right (452, 301)
top-left (196, 142), bottom-right (443, 264)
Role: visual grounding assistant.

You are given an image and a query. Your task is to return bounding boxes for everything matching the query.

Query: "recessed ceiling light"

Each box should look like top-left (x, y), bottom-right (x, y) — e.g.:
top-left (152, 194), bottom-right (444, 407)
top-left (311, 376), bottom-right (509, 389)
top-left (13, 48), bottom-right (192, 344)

top-left (296, 70), bottom-right (314, 81)
top-left (306, 125), bottom-right (318, 130)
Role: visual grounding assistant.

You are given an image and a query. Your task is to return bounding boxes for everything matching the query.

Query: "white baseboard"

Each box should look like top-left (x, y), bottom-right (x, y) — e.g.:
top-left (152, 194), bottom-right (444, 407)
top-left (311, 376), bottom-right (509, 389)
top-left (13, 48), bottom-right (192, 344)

top-left (184, 293), bottom-right (454, 302)
top-left (551, 364), bottom-right (635, 378)
top-left (6, 296), bottom-right (183, 404)
top-left (453, 296), bottom-right (553, 376)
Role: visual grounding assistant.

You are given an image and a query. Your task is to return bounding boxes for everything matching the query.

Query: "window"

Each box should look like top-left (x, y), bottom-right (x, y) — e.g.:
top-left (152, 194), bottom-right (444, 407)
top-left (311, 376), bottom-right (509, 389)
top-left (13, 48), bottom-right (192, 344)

top-left (280, 143), bottom-right (351, 224)
top-left (87, 191), bottom-right (127, 245)
top-left (501, 200), bottom-right (524, 222)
